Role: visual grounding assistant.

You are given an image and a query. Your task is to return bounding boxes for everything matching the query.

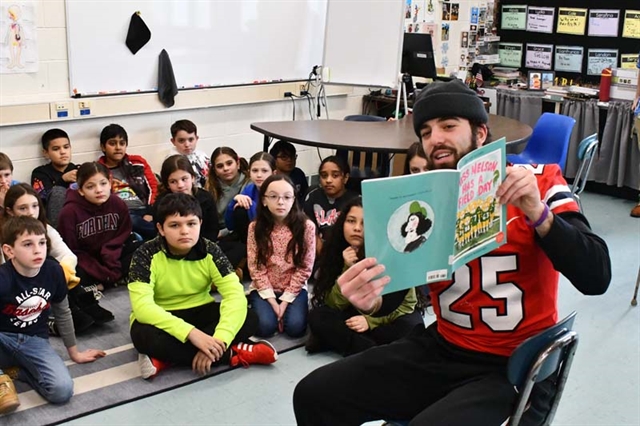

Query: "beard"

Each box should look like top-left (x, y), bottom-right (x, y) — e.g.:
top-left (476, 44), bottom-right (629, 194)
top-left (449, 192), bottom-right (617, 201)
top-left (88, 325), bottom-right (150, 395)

top-left (426, 132), bottom-right (478, 170)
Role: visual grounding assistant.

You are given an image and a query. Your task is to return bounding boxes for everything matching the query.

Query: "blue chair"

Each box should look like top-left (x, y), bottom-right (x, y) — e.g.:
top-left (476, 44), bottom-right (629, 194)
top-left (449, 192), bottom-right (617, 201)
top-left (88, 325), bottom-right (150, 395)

top-left (384, 312), bottom-right (579, 426)
top-left (570, 133), bottom-right (599, 213)
top-left (337, 115), bottom-right (390, 185)
top-left (506, 113), bottom-right (576, 172)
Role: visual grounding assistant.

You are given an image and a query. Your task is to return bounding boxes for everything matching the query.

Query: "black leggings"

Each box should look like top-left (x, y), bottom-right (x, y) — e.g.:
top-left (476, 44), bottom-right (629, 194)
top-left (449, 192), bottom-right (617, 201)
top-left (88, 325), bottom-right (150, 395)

top-left (130, 302), bottom-right (258, 366)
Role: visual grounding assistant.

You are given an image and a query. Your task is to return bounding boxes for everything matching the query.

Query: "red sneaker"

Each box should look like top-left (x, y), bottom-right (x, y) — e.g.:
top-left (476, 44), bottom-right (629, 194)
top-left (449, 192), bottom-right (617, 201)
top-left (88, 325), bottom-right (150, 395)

top-left (138, 354), bottom-right (171, 379)
top-left (230, 340), bottom-right (278, 368)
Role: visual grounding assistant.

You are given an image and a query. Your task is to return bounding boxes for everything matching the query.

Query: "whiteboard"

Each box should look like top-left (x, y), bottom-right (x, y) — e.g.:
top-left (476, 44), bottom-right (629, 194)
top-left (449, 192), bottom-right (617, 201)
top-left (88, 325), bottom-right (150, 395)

top-left (323, 0), bottom-right (404, 88)
top-left (66, 0), bottom-right (327, 96)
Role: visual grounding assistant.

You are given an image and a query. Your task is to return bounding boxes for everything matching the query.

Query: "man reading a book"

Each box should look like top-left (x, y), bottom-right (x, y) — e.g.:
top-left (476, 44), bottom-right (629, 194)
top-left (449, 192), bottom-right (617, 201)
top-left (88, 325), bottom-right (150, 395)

top-left (294, 79), bottom-right (611, 426)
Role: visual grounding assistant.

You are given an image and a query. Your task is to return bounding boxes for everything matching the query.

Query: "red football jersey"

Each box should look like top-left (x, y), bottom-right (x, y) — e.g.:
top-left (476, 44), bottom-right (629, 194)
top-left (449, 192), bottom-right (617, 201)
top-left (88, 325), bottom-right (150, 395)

top-left (429, 164), bottom-right (580, 357)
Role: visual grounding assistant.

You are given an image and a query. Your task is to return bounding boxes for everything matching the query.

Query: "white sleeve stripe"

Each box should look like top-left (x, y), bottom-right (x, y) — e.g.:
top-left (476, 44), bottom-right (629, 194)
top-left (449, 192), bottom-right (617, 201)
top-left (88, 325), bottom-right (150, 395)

top-left (543, 184), bottom-right (572, 202)
top-left (549, 197), bottom-right (576, 210)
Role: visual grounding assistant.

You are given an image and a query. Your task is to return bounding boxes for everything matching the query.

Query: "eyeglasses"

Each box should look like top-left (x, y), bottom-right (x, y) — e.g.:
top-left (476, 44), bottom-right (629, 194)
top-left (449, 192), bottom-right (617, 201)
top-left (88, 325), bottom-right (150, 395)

top-left (277, 154), bottom-right (297, 161)
top-left (264, 194), bottom-right (295, 203)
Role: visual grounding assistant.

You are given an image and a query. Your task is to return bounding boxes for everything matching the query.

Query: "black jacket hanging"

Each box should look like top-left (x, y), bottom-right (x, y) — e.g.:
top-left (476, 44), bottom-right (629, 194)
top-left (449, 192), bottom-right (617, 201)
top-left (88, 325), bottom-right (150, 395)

top-left (158, 49), bottom-right (178, 108)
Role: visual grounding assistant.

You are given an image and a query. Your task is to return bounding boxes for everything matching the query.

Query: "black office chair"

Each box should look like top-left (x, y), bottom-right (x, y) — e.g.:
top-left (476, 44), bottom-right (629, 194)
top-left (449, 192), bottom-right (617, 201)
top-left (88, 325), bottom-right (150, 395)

top-left (337, 115), bottom-right (390, 193)
top-left (384, 312), bottom-right (579, 426)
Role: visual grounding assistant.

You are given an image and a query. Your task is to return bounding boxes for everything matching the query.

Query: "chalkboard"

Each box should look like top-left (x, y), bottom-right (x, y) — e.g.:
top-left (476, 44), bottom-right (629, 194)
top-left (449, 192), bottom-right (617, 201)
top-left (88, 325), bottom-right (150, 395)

top-left (66, 0), bottom-right (328, 96)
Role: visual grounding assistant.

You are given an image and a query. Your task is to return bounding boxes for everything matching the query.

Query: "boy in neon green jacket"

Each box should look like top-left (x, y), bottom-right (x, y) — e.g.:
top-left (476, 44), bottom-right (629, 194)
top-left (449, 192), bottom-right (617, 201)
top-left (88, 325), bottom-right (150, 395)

top-left (128, 193), bottom-right (277, 379)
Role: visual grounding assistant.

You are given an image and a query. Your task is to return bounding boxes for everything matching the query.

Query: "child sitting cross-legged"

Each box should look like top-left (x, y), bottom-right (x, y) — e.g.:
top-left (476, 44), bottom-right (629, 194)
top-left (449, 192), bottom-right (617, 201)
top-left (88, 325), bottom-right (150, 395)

top-left (306, 197), bottom-right (424, 356)
top-left (247, 175), bottom-right (316, 338)
top-left (57, 162), bottom-right (134, 292)
top-left (128, 193), bottom-right (277, 379)
top-left (2, 183), bottom-right (111, 334)
top-left (0, 217), bottom-right (105, 414)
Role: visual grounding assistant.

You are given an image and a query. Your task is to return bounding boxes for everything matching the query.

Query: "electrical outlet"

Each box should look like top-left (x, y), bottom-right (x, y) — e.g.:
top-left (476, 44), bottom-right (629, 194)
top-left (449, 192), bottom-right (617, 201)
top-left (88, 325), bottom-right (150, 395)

top-left (49, 102), bottom-right (72, 119)
top-left (74, 100), bottom-right (92, 117)
top-left (299, 84), bottom-right (307, 95)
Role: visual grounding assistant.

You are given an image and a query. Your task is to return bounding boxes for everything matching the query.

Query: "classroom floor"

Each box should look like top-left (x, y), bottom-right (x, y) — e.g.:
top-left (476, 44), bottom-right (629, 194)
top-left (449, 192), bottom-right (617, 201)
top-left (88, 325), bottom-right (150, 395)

top-left (64, 191), bottom-right (639, 426)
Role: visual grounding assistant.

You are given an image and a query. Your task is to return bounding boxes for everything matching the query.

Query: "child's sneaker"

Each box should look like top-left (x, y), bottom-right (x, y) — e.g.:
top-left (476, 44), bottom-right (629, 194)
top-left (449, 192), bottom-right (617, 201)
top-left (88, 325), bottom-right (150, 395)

top-left (0, 374), bottom-right (20, 414)
top-left (138, 354), bottom-right (170, 379)
top-left (230, 340), bottom-right (278, 368)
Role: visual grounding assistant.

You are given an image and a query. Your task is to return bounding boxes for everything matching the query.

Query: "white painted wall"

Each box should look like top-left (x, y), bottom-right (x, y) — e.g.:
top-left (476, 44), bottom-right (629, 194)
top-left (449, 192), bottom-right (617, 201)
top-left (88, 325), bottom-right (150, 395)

top-left (0, 0), bottom-right (365, 183)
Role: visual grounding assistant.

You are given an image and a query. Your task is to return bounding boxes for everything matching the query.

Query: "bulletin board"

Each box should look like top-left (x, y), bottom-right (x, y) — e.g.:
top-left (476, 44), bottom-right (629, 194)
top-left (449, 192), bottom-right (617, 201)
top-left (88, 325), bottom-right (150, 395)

top-left (497, 0), bottom-right (639, 84)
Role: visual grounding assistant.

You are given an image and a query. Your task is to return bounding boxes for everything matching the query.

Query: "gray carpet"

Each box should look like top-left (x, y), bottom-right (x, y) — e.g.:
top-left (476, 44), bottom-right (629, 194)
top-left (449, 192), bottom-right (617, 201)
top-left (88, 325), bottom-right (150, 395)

top-left (3, 286), bottom-right (306, 426)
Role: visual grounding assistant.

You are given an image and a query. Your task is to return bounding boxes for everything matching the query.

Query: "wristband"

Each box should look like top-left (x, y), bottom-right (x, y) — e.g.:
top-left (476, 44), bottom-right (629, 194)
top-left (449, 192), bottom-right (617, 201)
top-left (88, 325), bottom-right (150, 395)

top-left (525, 204), bottom-right (550, 228)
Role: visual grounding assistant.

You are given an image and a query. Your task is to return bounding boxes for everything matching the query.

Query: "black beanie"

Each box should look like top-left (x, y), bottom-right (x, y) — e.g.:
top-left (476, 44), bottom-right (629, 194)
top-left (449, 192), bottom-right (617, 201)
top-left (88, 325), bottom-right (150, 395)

top-left (412, 79), bottom-right (488, 136)
top-left (126, 12), bottom-right (151, 55)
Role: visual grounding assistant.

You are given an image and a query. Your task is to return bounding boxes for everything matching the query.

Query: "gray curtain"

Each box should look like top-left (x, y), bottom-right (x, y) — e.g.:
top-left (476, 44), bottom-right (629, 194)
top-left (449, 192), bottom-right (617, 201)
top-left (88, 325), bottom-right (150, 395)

top-left (496, 89), bottom-right (543, 128)
top-left (561, 99), bottom-right (599, 179)
top-left (592, 101), bottom-right (639, 190)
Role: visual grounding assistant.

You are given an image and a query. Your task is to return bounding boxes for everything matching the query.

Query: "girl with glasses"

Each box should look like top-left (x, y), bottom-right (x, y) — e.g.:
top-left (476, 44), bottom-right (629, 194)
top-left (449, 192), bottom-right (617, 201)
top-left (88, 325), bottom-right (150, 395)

top-left (247, 174), bottom-right (315, 338)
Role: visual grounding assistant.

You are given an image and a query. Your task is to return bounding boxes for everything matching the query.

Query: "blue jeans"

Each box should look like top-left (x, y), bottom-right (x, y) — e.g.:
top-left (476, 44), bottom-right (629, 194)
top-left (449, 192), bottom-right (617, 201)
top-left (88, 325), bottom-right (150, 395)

top-left (0, 332), bottom-right (74, 404)
top-left (249, 289), bottom-right (308, 338)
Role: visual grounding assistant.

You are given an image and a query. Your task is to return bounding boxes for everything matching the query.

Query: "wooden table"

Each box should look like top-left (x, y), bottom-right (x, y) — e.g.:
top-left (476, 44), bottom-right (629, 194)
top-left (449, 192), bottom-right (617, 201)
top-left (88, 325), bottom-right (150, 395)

top-left (251, 115), bottom-right (532, 154)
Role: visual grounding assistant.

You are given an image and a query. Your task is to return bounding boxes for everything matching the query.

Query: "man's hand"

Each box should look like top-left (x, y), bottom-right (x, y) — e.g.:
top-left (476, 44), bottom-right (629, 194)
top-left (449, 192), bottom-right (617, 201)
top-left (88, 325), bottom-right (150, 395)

top-left (68, 346), bottom-right (106, 363)
top-left (337, 258), bottom-right (389, 313)
top-left (187, 329), bottom-right (225, 363)
top-left (345, 315), bottom-right (369, 333)
top-left (62, 169), bottom-right (78, 183)
top-left (143, 214), bottom-right (153, 222)
top-left (497, 166), bottom-right (553, 235)
top-left (342, 246), bottom-right (359, 267)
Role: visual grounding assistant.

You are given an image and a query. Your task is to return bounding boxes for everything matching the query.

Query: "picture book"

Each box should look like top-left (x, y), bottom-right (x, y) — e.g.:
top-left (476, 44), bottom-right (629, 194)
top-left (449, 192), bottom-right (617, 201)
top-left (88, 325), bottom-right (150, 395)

top-left (361, 138), bottom-right (507, 294)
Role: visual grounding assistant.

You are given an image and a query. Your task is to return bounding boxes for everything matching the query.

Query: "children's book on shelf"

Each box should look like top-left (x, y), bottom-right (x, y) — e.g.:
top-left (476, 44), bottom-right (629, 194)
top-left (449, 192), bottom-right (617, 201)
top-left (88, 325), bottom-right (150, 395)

top-left (362, 138), bottom-right (507, 294)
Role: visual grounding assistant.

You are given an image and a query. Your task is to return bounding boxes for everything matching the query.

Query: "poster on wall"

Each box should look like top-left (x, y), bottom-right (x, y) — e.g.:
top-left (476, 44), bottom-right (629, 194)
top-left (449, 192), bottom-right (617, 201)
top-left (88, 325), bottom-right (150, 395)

top-left (588, 10), bottom-right (620, 37)
top-left (622, 10), bottom-right (640, 39)
top-left (498, 43), bottom-right (523, 68)
top-left (501, 5), bottom-right (527, 30)
top-left (471, 7), bottom-right (479, 24)
top-left (526, 6), bottom-right (554, 34)
top-left (0, 0), bottom-right (38, 74)
top-left (442, 2), bottom-right (451, 21)
top-left (557, 8), bottom-right (587, 35)
top-left (554, 46), bottom-right (583, 73)
top-left (587, 49), bottom-right (618, 75)
top-left (525, 44), bottom-right (553, 70)
top-left (621, 53), bottom-right (639, 69)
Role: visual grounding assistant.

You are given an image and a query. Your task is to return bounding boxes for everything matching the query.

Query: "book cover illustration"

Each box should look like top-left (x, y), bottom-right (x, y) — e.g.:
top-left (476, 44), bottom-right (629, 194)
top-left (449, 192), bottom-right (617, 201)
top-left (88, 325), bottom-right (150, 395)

top-left (362, 138), bottom-right (507, 294)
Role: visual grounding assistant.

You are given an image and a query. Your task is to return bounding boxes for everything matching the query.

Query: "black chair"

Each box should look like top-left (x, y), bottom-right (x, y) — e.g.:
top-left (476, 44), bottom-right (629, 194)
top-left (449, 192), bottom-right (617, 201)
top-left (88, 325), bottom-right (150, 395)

top-left (384, 312), bottom-right (579, 426)
top-left (337, 115), bottom-right (390, 193)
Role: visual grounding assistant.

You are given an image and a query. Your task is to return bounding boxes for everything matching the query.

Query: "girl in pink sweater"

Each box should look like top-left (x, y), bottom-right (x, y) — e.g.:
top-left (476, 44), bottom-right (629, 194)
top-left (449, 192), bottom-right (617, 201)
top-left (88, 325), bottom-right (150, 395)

top-left (247, 175), bottom-right (315, 337)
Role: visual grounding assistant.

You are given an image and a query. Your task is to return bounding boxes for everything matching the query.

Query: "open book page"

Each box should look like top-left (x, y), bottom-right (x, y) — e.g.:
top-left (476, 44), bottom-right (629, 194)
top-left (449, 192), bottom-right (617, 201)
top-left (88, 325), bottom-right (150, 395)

top-left (451, 138), bottom-right (508, 269)
top-left (362, 170), bottom-right (459, 294)
top-left (361, 138), bottom-right (507, 295)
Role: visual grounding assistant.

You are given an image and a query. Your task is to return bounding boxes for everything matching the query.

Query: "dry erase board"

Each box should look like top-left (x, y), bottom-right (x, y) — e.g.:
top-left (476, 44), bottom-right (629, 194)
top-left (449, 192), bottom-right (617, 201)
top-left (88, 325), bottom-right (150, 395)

top-left (66, 1), bottom-right (327, 96)
top-left (322, 0), bottom-right (405, 88)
